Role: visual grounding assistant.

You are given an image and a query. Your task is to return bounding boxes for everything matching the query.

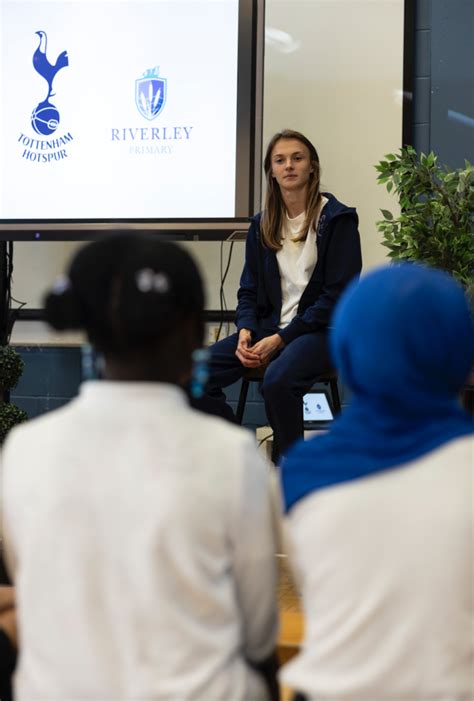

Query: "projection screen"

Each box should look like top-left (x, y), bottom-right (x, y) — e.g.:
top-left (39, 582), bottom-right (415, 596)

top-left (0, 0), bottom-right (264, 240)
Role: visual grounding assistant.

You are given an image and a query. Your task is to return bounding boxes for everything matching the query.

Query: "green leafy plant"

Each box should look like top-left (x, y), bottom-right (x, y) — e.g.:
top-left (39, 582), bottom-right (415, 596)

top-left (0, 346), bottom-right (27, 444)
top-left (0, 345), bottom-right (25, 390)
top-left (0, 403), bottom-right (27, 443)
top-left (375, 146), bottom-right (474, 286)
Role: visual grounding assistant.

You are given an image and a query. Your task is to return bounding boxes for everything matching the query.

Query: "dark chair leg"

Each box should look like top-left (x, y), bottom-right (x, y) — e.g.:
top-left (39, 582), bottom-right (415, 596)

top-left (329, 378), bottom-right (341, 414)
top-left (236, 378), bottom-right (250, 424)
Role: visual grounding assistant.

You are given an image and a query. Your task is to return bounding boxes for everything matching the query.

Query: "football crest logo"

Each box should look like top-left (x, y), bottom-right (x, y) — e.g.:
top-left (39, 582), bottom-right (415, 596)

top-left (136, 67), bottom-right (167, 120)
top-left (31, 31), bottom-right (69, 136)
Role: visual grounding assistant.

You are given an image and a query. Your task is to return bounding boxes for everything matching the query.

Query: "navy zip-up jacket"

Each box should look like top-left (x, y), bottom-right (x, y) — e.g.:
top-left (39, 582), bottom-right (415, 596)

top-left (235, 193), bottom-right (362, 345)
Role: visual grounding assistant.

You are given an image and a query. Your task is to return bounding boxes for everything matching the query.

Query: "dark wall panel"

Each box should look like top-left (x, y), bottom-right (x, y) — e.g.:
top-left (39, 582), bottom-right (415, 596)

top-left (431, 0), bottom-right (474, 167)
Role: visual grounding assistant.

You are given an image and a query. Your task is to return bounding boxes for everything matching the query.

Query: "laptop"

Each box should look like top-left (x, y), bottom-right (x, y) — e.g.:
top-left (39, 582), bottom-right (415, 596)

top-left (303, 389), bottom-right (334, 436)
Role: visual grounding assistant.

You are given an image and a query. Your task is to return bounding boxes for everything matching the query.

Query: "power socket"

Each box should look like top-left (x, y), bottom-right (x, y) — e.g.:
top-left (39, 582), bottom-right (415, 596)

top-left (206, 324), bottom-right (220, 345)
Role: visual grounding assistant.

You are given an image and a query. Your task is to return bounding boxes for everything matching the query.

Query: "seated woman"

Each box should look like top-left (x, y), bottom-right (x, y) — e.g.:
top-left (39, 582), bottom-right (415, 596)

top-left (280, 263), bottom-right (474, 701)
top-left (207, 130), bottom-right (362, 461)
top-left (1, 235), bottom-right (278, 701)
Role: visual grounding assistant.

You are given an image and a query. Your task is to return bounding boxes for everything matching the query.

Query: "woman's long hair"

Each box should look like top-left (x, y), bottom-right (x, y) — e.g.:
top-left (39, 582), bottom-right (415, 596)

top-left (261, 130), bottom-right (321, 251)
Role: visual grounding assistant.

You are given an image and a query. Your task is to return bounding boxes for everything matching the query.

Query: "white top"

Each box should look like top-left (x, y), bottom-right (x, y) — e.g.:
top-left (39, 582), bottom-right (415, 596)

top-left (281, 435), bottom-right (474, 700)
top-left (2, 382), bottom-right (277, 700)
top-left (276, 197), bottom-right (327, 328)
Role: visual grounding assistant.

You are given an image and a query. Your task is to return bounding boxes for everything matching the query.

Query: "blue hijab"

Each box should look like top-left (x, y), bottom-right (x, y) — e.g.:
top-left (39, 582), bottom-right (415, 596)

top-left (282, 263), bottom-right (474, 512)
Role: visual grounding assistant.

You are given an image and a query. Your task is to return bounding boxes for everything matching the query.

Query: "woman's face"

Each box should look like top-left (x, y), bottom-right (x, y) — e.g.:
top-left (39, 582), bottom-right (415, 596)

top-left (270, 138), bottom-right (314, 192)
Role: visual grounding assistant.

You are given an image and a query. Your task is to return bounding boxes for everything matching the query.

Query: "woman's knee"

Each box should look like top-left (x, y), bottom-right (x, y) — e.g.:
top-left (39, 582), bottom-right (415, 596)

top-left (207, 333), bottom-right (239, 369)
top-left (261, 359), bottom-right (292, 400)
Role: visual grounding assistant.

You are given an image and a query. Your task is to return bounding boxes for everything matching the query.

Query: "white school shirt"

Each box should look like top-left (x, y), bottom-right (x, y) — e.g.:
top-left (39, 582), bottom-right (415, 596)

top-left (280, 435), bottom-right (474, 700)
top-left (2, 382), bottom-right (277, 701)
top-left (277, 197), bottom-right (327, 328)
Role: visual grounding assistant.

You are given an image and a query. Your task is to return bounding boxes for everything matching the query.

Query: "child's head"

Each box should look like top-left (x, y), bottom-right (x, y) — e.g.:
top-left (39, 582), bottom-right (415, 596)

top-left (45, 233), bottom-right (204, 383)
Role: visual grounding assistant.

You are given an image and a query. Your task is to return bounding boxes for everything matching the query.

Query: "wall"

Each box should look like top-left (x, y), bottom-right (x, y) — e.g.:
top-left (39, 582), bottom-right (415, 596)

top-left (263, 0), bottom-right (404, 272)
top-left (430, 0), bottom-right (474, 167)
top-left (413, 0), bottom-right (474, 166)
top-left (11, 346), bottom-right (82, 418)
top-left (413, 0), bottom-right (431, 155)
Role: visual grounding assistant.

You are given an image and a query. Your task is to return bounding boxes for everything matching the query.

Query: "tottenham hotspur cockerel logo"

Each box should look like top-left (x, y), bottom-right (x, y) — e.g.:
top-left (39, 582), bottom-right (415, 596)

top-left (31, 31), bottom-right (69, 136)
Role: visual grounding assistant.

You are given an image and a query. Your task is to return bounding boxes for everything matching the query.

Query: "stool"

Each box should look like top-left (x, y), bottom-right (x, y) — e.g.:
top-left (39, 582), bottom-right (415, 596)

top-left (235, 367), bottom-right (341, 425)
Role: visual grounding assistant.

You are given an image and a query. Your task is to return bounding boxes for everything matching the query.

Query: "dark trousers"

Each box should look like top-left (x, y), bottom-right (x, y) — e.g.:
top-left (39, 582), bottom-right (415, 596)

top-left (207, 329), bottom-right (332, 461)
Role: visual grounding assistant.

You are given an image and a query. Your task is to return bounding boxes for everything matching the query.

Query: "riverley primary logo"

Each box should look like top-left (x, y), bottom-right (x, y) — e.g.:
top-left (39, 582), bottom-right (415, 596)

top-left (111, 65), bottom-right (193, 156)
top-left (136, 66), bottom-right (166, 120)
top-left (18, 31), bottom-right (74, 164)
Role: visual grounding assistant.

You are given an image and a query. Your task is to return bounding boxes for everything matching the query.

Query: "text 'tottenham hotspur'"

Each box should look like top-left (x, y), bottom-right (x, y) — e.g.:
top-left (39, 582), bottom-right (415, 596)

top-left (18, 132), bottom-right (73, 162)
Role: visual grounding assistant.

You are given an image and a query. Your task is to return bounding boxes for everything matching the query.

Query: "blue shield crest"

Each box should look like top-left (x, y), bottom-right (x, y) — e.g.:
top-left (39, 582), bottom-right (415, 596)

top-left (136, 75), bottom-right (167, 120)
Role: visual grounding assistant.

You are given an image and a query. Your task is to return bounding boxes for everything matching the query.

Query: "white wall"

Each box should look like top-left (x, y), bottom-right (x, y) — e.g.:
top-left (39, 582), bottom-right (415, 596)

top-left (11, 0), bottom-right (404, 315)
top-left (263, 0), bottom-right (404, 271)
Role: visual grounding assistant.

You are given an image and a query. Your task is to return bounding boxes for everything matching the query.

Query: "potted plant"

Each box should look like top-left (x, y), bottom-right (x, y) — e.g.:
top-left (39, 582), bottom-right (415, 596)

top-left (0, 345), bottom-right (27, 444)
top-left (375, 147), bottom-right (474, 412)
top-left (375, 146), bottom-right (474, 288)
top-left (0, 346), bottom-right (27, 579)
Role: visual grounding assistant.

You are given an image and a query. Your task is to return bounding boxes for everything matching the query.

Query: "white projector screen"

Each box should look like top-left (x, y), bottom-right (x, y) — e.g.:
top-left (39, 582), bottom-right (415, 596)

top-left (0, 0), bottom-right (263, 240)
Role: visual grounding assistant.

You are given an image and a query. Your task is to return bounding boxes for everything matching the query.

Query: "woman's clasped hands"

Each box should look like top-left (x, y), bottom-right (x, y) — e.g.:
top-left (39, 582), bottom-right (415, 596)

top-left (235, 329), bottom-right (284, 369)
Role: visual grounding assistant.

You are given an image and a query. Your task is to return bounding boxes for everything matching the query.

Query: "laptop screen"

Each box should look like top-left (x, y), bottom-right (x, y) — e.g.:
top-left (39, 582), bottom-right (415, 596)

top-left (303, 391), bottom-right (334, 428)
